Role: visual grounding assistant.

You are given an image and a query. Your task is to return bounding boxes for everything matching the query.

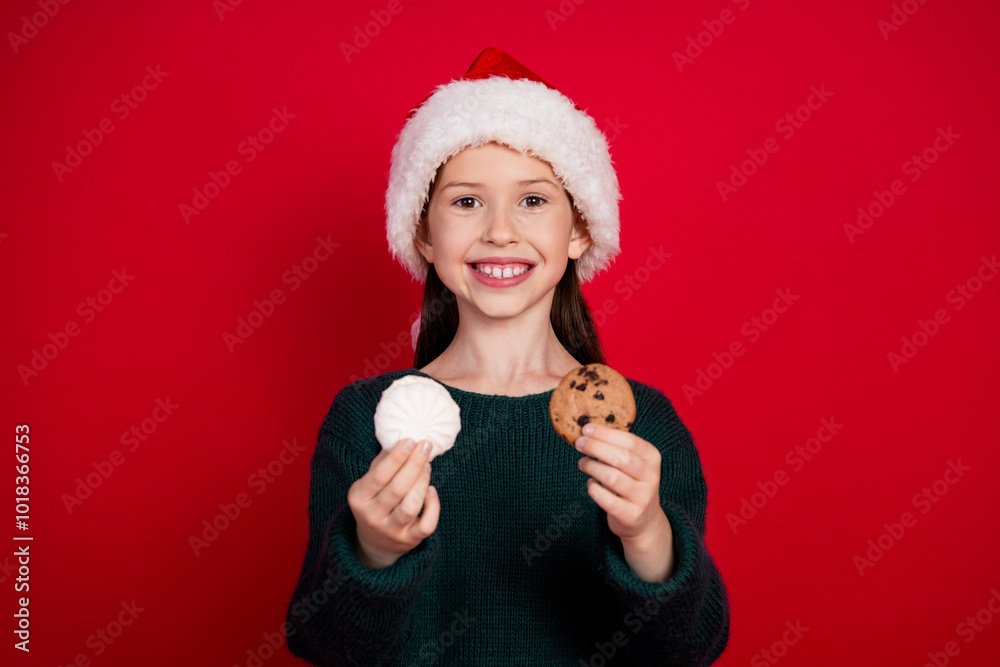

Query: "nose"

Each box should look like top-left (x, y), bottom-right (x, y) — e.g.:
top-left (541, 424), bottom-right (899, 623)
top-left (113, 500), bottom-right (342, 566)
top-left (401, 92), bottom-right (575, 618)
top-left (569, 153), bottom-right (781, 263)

top-left (482, 203), bottom-right (519, 246)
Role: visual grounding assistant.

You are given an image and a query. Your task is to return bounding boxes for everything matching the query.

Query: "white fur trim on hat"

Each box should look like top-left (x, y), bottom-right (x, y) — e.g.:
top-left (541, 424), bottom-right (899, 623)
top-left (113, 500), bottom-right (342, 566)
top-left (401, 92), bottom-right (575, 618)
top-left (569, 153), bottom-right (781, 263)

top-left (385, 76), bottom-right (621, 284)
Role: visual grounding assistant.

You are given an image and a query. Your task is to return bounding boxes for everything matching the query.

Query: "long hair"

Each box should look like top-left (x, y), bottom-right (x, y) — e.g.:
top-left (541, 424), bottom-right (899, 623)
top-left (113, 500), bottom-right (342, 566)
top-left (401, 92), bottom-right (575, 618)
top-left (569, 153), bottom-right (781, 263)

top-left (412, 257), bottom-right (606, 369)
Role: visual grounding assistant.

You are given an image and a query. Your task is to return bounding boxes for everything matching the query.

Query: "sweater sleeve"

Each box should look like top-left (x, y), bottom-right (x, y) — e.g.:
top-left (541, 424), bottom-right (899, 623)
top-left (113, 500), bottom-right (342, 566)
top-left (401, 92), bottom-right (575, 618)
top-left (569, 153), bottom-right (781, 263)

top-left (284, 381), bottom-right (440, 666)
top-left (594, 383), bottom-right (730, 666)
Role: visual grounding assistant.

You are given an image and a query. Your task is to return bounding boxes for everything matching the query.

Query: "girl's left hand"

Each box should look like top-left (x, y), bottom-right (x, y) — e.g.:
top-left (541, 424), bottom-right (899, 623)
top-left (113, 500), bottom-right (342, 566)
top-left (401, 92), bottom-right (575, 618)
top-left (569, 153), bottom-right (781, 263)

top-left (574, 422), bottom-right (670, 548)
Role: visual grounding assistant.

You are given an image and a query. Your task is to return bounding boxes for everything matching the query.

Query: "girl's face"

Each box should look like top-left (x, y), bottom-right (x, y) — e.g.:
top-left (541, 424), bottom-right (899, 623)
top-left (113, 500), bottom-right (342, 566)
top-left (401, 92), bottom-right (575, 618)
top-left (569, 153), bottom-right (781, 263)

top-left (414, 142), bottom-right (591, 322)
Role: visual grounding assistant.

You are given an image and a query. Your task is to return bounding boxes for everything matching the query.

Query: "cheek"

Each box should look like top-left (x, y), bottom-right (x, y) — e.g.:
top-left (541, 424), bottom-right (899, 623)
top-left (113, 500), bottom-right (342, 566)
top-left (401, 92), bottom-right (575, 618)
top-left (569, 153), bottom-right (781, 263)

top-left (539, 232), bottom-right (572, 258)
top-left (431, 228), bottom-right (473, 266)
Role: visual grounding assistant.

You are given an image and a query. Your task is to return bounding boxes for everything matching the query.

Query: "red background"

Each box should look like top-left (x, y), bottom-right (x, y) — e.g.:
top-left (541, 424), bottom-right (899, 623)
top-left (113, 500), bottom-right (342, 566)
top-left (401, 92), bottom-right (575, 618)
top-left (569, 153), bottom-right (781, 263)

top-left (3, 0), bottom-right (999, 665)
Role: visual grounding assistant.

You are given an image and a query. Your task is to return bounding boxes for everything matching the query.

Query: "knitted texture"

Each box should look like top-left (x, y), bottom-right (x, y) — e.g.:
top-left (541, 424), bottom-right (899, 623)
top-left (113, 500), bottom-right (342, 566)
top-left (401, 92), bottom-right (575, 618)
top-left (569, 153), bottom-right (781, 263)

top-left (284, 368), bottom-right (730, 665)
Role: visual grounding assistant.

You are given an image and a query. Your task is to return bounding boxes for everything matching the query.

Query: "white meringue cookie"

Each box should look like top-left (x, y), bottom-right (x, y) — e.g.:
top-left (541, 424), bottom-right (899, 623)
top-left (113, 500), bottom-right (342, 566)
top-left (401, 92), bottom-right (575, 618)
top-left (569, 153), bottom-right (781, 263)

top-left (374, 375), bottom-right (461, 461)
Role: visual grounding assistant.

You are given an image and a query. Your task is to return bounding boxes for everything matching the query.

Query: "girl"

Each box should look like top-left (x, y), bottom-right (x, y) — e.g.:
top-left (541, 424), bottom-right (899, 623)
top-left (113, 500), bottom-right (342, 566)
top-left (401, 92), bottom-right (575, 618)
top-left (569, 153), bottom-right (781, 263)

top-left (285, 47), bottom-right (730, 665)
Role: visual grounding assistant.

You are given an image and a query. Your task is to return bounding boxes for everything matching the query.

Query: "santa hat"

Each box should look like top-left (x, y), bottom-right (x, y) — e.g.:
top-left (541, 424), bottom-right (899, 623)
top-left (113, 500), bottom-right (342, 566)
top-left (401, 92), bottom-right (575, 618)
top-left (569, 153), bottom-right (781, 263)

top-left (385, 46), bottom-right (621, 285)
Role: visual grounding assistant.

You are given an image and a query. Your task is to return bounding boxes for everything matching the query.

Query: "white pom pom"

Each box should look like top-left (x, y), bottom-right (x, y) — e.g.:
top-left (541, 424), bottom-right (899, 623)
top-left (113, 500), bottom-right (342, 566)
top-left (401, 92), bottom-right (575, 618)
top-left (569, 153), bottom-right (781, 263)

top-left (374, 376), bottom-right (461, 461)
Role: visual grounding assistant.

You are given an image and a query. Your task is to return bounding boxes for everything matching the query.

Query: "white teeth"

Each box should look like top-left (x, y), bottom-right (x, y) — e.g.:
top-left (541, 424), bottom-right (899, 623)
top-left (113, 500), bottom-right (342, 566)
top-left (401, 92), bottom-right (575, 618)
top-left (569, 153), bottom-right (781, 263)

top-left (474, 263), bottom-right (530, 279)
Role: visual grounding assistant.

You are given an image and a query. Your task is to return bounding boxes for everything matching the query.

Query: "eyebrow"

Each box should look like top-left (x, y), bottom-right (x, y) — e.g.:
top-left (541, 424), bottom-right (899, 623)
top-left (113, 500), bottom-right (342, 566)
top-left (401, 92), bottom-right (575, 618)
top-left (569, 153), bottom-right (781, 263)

top-left (439, 178), bottom-right (561, 190)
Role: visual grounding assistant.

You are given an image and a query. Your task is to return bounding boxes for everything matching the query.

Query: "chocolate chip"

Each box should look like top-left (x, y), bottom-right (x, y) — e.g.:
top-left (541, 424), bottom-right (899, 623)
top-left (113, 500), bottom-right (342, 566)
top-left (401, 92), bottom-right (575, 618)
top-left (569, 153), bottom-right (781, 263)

top-left (577, 367), bottom-right (586, 375)
top-left (605, 414), bottom-right (615, 423)
top-left (596, 378), bottom-right (608, 386)
top-left (570, 380), bottom-right (576, 388)
top-left (594, 391), bottom-right (604, 400)
top-left (576, 415), bottom-right (590, 426)
top-left (626, 421), bottom-right (633, 428)
top-left (575, 382), bottom-right (587, 391)
top-left (585, 370), bottom-right (600, 381)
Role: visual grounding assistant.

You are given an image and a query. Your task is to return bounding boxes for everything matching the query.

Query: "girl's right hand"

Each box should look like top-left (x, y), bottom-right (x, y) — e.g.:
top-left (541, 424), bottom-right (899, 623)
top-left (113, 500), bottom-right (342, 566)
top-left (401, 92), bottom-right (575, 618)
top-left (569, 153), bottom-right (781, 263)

top-left (347, 438), bottom-right (440, 569)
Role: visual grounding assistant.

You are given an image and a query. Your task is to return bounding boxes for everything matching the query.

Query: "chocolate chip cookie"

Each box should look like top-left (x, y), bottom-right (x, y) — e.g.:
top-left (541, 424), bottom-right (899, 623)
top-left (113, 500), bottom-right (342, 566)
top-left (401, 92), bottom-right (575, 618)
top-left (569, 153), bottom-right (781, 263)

top-left (549, 364), bottom-right (636, 444)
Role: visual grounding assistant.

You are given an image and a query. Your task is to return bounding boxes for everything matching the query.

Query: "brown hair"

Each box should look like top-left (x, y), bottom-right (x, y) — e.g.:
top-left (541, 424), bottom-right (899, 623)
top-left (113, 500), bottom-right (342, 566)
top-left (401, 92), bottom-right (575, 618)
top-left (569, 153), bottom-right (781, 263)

top-left (412, 166), bottom-right (606, 369)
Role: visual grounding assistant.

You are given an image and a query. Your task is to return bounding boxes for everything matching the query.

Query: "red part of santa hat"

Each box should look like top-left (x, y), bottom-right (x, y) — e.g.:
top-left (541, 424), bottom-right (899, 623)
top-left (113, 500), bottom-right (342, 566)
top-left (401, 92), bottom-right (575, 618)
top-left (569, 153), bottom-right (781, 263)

top-left (385, 47), bottom-right (621, 284)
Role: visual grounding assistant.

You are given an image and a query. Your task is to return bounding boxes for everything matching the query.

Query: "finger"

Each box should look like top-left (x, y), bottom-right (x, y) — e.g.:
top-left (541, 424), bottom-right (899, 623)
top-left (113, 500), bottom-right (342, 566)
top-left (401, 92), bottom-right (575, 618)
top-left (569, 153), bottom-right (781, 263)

top-left (373, 440), bottom-right (433, 515)
top-left (587, 477), bottom-right (625, 515)
top-left (352, 439), bottom-right (415, 503)
top-left (411, 484), bottom-right (440, 541)
top-left (583, 423), bottom-right (636, 447)
top-left (575, 437), bottom-right (645, 483)
top-left (579, 456), bottom-right (638, 501)
top-left (390, 463), bottom-right (431, 524)
top-left (581, 424), bottom-right (659, 462)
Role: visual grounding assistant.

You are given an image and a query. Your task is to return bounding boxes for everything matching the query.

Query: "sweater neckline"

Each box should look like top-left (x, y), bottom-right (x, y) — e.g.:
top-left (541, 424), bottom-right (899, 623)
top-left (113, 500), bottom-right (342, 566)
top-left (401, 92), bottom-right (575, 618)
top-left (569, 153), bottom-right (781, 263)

top-left (406, 368), bottom-right (556, 401)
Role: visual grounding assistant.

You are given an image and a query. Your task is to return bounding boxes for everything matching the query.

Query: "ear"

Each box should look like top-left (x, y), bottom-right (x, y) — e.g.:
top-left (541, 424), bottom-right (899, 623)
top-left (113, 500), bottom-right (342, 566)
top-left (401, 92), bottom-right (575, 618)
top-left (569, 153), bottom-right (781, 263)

top-left (414, 214), bottom-right (433, 264)
top-left (568, 212), bottom-right (592, 260)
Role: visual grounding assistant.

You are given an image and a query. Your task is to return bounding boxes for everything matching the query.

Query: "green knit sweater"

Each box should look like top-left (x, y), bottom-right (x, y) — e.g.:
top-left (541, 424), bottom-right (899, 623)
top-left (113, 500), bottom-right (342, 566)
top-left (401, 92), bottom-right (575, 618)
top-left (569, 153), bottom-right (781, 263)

top-left (284, 368), bottom-right (729, 665)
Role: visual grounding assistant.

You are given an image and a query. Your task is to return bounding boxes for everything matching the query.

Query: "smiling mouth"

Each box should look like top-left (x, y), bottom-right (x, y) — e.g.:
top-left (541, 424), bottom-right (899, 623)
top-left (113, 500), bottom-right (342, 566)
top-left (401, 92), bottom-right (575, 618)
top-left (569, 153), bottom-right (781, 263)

top-left (470, 263), bottom-right (533, 279)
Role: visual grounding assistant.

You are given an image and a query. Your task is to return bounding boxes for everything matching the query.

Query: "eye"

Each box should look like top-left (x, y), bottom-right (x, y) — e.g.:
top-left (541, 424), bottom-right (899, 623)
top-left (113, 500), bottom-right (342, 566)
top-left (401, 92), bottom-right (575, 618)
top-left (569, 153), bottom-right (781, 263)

top-left (453, 196), bottom-right (481, 209)
top-left (522, 195), bottom-right (547, 208)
